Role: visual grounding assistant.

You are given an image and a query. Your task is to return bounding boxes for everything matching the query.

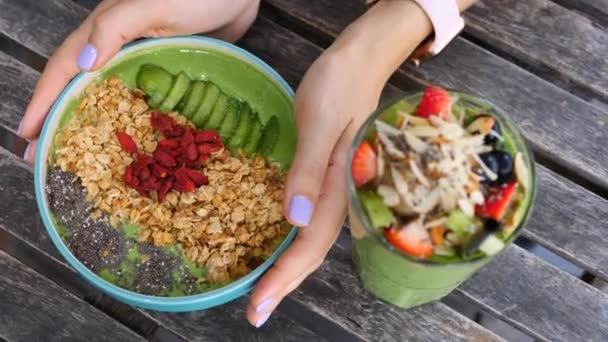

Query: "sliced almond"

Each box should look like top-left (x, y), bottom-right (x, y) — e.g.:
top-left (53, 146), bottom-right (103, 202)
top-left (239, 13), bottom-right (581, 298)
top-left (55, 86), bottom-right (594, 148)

top-left (515, 152), bottom-right (530, 189)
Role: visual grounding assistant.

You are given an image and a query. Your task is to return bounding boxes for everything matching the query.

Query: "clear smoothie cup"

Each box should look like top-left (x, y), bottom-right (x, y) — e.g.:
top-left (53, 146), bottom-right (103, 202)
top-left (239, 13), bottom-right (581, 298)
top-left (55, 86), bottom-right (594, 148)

top-left (346, 91), bottom-right (537, 309)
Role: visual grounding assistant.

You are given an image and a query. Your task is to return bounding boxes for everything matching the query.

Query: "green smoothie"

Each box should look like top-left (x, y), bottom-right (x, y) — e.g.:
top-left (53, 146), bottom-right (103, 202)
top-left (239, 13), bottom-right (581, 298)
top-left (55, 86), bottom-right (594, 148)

top-left (347, 87), bottom-right (536, 308)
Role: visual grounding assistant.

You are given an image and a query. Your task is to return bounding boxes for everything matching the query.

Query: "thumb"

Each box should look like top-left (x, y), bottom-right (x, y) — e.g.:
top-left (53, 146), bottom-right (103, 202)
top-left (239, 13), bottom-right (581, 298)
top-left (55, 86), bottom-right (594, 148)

top-left (77, 0), bottom-right (166, 71)
top-left (283, 110), bottom-right (344, 228)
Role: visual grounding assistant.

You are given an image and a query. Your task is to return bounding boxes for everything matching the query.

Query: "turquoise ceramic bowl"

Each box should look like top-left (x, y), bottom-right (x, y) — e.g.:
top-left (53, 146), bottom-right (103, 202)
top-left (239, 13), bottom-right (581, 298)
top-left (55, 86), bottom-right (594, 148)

top-left (34, 36), bottom-right (297, 312)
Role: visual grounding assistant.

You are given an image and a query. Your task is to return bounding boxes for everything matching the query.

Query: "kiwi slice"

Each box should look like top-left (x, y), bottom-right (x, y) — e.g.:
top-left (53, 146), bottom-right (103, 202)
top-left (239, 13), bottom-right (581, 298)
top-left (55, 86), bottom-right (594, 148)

top-left (219, 99), bottom-right (242, 140)
top-left (257, 116), bottom-right (280, 157)
top-left (205, 93), bottom-right (230, 130)
top-left (136, 64), bottom-right (174, 108)
top-left (181, 81), bottom-right (207, 119)
top-left (228, 104), bottom-right (253, 150)
top-left (192, 83), bottom-right (220, 128)
top-left (159, 71), bottom-right (191, 112)
top-left (243, 115), bottom-right (264, 154)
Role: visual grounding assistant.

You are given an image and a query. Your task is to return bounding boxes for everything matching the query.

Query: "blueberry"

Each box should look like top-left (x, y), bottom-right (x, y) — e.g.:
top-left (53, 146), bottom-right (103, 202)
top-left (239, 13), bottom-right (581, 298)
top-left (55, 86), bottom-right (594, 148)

top-left (484, 118), bottom-right (502, 145)
top-left (476, 152), bottom-right (499, 184)
top-left (493, 150), bottom-right (514, 184)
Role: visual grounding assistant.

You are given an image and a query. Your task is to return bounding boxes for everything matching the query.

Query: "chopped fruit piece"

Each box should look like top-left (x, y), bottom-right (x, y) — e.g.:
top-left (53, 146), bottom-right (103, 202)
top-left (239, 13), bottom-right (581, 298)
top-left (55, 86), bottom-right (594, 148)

top-left (429, 226), bottom-right (446, 246)
top-left (218, 99), bottom-right (241, 140)
top-left (351, 141), bottom-right (378, 187)
top-left (151, 163), bottom-right (169, 178)
top-left (159, 71), bottom-right (191, 113)
top-left (257, 116), bottom-right (280, 157)
top-left (476, 181), bottom-right (517, 221)
top-left (150, 112), bottom-right (176, 133)
top-left (174, 178), bottom-right (196, 193)
top-left (205, 93), bottom-right (229, 130)
top-left (193, 83), bottom-right (221, 128)
top-left (358, 190), bottom-right (395, 228)
top-left (116, 132), bottom-right (138, 154)
top-left (243, 115), bottom-right (264, 154)
top-left (136, 65), bottom-right (173, 108)
top-left (466, 115), bottom-right (495, 136)
top-left (478, 234), bottom-right (505, 255)
top-left (228, 104), bottom-right (253, 150)
top-left (158, 178), bottom-right (174, 202)
top-left (445, 209), bottom-right (473, 236)
top-left (184, 168), bottom-right (208, 186)
top-left (181, 81), bottom-right (207, 118)
top-left (493, 150), bottom-right (514, 184)
top-left (415, 86), bottom-right (451, 119)
top-left (158, 139), bottom-right (180, 150)
top-left (463, 219), bottom-right (500, 254)
top-left (384, 221), bottom-right (434, 258)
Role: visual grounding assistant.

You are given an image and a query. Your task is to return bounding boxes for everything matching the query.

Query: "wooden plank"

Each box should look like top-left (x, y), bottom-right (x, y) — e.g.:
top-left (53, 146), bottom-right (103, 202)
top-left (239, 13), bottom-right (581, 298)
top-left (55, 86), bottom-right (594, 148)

top-left (458, 245), bottom-right (608, 342)
top-left (464, 0), bottom-right (608, 101)
top-left (528, 165), bottom-right (608, 280)
top-left (264, 0), bottom-right (608, 193)
top-left (148, 297), bottom-right (333, 342)
top-left (0, 51), bottom-right (36, 132)
top-left (0, 250), bottom-right (144, 342)
top-left (551, 0), bottom-right (608, 25)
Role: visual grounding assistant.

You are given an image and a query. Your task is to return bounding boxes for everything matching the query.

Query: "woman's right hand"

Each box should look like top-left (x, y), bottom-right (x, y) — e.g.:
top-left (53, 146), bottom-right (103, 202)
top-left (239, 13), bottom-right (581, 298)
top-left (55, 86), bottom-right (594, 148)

top-left (20, 0), bottom-right (259, 162)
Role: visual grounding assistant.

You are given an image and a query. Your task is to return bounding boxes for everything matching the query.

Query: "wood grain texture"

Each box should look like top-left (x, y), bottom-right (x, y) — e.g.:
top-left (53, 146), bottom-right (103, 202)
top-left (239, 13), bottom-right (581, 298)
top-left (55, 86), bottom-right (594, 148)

top-left (458, 245), bottom-right (608, 342)
top-left (465, 0), bottom-right (608, 101)
top-left (551, 0), bottom-right (608, 25)
top-left (264, 0), bottom-right (608, 193)
top-left (0, 51), bottom-right (35, 131)
top-left (0, 250), bottom-right (144, 342)
top-left (148, 297), bottom-right (330, 342)
top-left (529, 165), bottom-right (608, 280)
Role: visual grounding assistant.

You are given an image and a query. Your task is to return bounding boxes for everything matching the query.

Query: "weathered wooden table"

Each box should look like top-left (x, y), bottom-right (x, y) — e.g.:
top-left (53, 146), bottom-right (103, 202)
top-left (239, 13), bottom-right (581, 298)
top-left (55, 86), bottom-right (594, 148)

top-left (1, 0), bottom-right (607, 341)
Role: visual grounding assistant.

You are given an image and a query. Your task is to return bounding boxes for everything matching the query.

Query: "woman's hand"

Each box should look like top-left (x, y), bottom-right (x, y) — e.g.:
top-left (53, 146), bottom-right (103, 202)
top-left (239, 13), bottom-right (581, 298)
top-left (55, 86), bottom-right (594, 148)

top-left (246, 46), bottom-right (385, 327)
top-left (20, 0), bottom-right (260, 161)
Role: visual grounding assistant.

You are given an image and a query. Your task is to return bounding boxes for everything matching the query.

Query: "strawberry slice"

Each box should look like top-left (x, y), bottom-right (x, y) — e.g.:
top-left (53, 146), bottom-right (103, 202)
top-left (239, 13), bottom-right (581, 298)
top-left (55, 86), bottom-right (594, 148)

top-left (384, 222), bottom-right (434, 258)
top-left (415, 86), bottom-right (452, 119)
top-left (476, 181), bottom-right (517, 221)
top-left (351, 141), bottom-right (378, 187)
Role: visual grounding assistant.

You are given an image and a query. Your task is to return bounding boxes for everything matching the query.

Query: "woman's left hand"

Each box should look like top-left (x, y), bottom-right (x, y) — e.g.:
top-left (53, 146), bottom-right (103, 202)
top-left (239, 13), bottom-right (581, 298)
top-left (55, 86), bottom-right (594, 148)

top-left (245, 46), bottom-right (385, 327)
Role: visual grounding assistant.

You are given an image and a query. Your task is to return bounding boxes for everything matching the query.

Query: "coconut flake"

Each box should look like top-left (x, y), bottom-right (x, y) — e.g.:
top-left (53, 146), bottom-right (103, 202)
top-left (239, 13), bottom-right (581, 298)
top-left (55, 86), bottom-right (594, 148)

top-left (413, 187), bottom-right (440, 214)
top-left (375, 120), bottom-right (402, 136)
top-left (378, 131), bottom-right (406, 159)
top-left (470, 190), bottom-right (485, 205)
top-left (409, 159), bottom-right (430, 188)
top-left (473, 153), bottom-right (498, 181)
top-left (403, 131), bottom-right (428, 153)
top-left (376, 142), bottom-right (385, 180)
top-left (391, 166), bottom-right (412, 207)
top-left (458, 198), bottom-right (475, 217)
top-left (406, 125), bottom-right (440, 138)
top-left (377, 185), bottom-right (400, 207)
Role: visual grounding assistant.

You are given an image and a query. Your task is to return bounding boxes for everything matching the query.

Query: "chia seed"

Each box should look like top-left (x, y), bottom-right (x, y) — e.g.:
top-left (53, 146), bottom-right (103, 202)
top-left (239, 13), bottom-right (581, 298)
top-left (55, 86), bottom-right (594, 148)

top-left (46, 167), bottom-right (202, 296)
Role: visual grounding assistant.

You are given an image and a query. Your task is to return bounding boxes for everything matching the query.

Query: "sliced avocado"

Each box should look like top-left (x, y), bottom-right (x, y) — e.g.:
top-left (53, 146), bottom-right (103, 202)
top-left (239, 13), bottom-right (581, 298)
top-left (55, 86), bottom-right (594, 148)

top-left (192, 83), bottom-right (220, 128)
top-left (205, 92), bottom-right (230, 130)
top-left (219, 99), bottom-right (241, 140)
top-left (136, 64), bottom-right (174, 108)
top-left (228, 104), bottom-right (253, 150)
top-left (257, 116), bottom-right (280, 157)
top-left (182, 81), bottom-right (207, 119)
top-left (358, 190), bottom-right (395, 229)
top-left (159, 71), bottom-right (191, 112)
top-left (445, 209), bottom-right (474, 236)
top-left (243, 115), bottom-right (264, 154)
top-left (175, 84), bottom-right (192, 113)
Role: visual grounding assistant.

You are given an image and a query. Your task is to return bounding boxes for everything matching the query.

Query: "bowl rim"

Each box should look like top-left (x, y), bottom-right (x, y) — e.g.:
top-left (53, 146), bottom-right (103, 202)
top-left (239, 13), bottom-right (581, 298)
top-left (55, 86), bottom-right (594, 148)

top-left (34, 35), bottom-right (297, 309)
top-left (345, 90), bottom-right (537, 267)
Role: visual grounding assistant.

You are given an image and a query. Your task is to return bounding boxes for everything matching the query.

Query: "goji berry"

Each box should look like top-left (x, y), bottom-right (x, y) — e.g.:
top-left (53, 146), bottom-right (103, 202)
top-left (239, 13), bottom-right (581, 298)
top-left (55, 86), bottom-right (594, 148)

top-left (153, 150), bottom-right (177, 168)
top-left (116, 132), bottom-right (138, 154)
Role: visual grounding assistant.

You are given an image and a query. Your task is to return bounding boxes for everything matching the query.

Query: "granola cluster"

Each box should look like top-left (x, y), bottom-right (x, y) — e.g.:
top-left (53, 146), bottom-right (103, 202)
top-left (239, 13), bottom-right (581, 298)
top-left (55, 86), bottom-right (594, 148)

top-left (53, 76), bottom-right (288, 283)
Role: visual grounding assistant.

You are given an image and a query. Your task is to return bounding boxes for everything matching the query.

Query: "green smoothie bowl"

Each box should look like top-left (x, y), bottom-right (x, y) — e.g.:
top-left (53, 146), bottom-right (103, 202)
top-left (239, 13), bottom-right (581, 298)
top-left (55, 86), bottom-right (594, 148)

top-left (34, 36), bottom-right (297, 311)
top-left (347, 87), bottom-right (536, 309)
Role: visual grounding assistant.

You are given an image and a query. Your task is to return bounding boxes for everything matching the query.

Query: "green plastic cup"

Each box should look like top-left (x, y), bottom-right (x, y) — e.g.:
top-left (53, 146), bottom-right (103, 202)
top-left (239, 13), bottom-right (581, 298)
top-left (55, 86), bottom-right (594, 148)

top-left (346, 91), bottom-right (537, 309)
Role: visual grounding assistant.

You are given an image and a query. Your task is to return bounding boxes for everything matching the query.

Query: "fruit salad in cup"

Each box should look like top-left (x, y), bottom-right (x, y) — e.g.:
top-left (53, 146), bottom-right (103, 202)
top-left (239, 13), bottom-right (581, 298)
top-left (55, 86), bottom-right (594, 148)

top-left (351, 86), bottom-right (533, 262)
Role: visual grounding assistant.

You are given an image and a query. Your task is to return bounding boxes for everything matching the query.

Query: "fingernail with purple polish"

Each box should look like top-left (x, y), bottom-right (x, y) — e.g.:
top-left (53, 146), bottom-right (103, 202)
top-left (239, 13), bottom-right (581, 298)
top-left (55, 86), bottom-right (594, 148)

top-left (256, 297), bottom-right (275, 313)
top-left (256, 312), bottom-right (271, 328)
top-left (17, 120), bottom-right (23, 135)
top-left (77, 43), bottom-right (97, 70)
top-left (288, 195), bottom-right (312, 226)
